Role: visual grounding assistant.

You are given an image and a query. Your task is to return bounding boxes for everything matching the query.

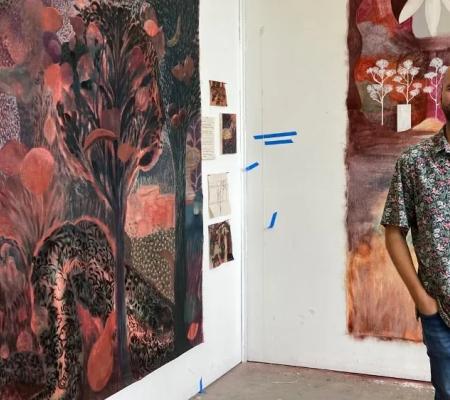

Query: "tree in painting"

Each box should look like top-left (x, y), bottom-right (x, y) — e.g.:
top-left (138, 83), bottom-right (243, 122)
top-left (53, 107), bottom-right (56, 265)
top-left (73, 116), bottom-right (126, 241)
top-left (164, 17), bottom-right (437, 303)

top-left (423, 57), bottom-right (448, 118)
top-left (54, 2), bottom-right (166, 383)
top-left (146, 0), bottom-right (202, 355)
top-left (0, 0), bottom-right (202, 398)
top-left (393, 59), bottom-right (422, 104)
top-left (366, 59), bottom-right (396, 125)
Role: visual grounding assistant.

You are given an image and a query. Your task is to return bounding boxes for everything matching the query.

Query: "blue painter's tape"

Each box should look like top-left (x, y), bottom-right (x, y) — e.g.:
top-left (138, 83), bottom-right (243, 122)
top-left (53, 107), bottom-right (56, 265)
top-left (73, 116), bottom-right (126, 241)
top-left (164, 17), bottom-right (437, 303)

top-left (199, 378), bottom-right (205, 394)
top-left (268, 212), bottom-right (278, 229)
top-left (264, 139), bottom-right (293, 146)
top-left (254, 131), bottom-right (298, 140)
top-left (245, 162), bottom-right (259, 171)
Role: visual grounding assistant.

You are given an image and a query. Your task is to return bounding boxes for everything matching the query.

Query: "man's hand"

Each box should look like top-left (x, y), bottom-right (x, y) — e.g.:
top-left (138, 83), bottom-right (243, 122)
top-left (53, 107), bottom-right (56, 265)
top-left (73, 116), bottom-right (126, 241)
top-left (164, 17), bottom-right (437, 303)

top-left (384, 225), bottom-right (438, 316)
top-left (416, 291), bottom-right (439, 316)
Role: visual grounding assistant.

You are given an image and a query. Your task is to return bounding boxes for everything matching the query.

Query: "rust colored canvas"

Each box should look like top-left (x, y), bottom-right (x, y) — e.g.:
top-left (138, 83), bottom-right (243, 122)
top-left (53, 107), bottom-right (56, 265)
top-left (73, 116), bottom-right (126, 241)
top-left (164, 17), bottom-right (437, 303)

top-left (346, 0), bottom-right (450, 342)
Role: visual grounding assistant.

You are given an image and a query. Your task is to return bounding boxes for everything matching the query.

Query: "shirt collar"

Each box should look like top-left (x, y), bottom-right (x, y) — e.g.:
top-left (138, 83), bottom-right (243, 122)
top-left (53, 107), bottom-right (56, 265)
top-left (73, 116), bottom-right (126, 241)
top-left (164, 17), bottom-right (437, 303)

top-left (433, 125), bottom-right (450, 154)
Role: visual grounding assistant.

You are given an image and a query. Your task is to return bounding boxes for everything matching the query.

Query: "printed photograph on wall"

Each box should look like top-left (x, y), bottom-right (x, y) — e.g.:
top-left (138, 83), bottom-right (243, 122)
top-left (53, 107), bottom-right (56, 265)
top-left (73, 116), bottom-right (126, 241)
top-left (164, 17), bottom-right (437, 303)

top-left (220, 113), bottom-right (237, 154)
top-left (346, 0), bottom-right (450, 342)
top-left (209, 80), bottom-right (228, 107)
top-left (0, 0), bottom-right (203, 398)
top-left (208, 220), bottom-right (234, 268)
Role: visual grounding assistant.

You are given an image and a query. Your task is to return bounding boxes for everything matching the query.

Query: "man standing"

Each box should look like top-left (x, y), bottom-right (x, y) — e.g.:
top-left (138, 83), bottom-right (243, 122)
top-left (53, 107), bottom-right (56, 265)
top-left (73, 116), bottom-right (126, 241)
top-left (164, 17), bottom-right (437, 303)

top-left (381, 70), bottom-right (450, 399)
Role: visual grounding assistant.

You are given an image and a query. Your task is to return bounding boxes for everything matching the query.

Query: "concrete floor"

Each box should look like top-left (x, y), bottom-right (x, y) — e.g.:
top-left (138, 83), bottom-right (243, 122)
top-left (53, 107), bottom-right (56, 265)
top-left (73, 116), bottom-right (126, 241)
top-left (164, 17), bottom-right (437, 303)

top-left (192, 362), bottom-right (434, 400)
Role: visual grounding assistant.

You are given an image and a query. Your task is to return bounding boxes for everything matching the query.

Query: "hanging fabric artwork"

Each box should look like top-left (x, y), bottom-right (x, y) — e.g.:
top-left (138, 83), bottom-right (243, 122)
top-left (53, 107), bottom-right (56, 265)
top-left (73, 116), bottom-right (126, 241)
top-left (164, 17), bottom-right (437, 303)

top-left (346, 0), bottom-right (450, 342)
top-left (0, 0), bottom-right (202, 397)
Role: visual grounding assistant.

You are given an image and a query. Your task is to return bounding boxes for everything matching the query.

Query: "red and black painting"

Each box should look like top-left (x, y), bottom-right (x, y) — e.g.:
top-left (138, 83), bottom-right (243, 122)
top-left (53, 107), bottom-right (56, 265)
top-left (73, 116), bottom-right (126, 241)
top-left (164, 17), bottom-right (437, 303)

top-left (0, 0), bottom-right (202, 398)
top-left (346, 0), bottom-right (450, 342)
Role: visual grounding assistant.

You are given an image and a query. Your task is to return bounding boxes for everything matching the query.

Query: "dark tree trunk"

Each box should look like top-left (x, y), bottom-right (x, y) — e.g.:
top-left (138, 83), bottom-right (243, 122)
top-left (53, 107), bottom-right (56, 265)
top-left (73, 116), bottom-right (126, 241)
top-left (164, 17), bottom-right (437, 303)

top-left (114, 200), bottom-right (130, 386)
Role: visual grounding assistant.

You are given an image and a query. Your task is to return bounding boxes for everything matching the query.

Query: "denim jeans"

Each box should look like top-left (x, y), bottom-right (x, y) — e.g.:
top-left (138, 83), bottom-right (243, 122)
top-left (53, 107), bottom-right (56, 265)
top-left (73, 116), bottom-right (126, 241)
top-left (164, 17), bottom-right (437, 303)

top-left (420, 311), bottom-right (450, 399)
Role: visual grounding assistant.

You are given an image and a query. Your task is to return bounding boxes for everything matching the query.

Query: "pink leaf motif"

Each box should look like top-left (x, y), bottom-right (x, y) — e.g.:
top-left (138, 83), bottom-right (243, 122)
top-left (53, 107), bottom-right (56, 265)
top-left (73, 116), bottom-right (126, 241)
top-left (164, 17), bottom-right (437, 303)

top-left (0, 141), bottom-right (28, 176)
top-left (44, 64), bottom-right (62, 104)
top-left (70, 16), bottom-right (85, 37)
top-left (44, 115), bottom-right (57, 145)
top-left (142, 6), bottom-right (166, 59)
top-left (41, 7), bottom-right (63, 33)
top-left (171, 56), bottom-right (195, 83)
top-left (187, 322), bottom-right (199, 342)
top-left (118, 143), bottom-right (136, 163)
top-left (144, 19), bottom-right (162, 37)
top-left (19, 148), bottom-right (55, 195)
top-left (87, 312), bottom-right (115, 392)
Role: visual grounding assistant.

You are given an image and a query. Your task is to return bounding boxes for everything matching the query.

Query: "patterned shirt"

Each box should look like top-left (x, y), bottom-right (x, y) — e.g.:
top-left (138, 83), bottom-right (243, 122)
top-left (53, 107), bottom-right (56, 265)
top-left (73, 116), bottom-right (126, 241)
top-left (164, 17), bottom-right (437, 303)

top-left (381, 127), bottom-right (450, 327)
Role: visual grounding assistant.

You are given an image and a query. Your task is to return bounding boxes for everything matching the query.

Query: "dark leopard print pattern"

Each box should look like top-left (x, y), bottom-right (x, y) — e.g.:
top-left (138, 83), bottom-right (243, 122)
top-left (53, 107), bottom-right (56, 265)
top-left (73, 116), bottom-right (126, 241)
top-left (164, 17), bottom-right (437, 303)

top-left (125, 267), bottom-right (174, 379)
top-left (31, 220), bottom-right (114, 400)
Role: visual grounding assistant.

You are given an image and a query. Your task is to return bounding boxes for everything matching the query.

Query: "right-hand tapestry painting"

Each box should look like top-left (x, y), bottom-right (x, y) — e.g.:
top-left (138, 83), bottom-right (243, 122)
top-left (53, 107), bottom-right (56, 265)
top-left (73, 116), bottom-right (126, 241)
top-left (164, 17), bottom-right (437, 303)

top-left (346, 0), bottom-right (450, 341)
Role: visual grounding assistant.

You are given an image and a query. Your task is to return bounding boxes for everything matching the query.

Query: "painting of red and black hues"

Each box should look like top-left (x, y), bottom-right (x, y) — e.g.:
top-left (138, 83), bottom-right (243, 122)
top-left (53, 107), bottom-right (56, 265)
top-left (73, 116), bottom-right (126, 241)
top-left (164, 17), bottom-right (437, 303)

top-left (346, 0), bottom-right (450, 342)
top-left (0, 0), bottom-right (202, 398)
top-left (221, 113), bottom-right (237, 154)
top-left (208, 220), bottom-right (233, 268)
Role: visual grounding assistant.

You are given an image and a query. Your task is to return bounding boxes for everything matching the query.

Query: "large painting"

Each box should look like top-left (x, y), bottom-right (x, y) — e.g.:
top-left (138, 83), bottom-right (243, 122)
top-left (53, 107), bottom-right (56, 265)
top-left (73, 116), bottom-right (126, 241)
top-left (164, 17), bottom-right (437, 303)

top-left (0, 0), bottom-right (202, 398)
top-left (346, 0), bottom-right (450, 342)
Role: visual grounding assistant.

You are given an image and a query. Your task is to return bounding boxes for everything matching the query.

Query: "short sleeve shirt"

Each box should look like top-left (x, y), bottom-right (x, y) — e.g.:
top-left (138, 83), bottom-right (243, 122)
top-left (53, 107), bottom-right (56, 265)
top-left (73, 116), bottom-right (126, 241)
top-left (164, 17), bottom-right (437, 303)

top-left (381, 127), bottom-right (450, 327)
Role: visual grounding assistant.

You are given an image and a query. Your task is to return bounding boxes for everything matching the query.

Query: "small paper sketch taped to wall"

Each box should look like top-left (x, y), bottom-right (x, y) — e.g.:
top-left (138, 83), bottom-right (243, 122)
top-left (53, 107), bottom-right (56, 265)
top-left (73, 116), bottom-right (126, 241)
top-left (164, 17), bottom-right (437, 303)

top-left (209, 220), bottom-right (234, 268)
top-left (221, 113), bottom-right (237, 154)
top-left (201, 116), bottom-right (216, 160)
top-left (209, 80), bottom-right (228, 106)
top-left (208, 173), bottom-right (231, 218)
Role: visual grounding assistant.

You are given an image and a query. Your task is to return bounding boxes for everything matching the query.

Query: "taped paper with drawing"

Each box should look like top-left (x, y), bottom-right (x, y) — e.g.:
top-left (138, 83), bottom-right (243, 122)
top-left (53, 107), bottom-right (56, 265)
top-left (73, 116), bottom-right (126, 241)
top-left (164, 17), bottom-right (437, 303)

top-left (208, 173), bottom-right (231, 218)
top-left (201, 116), bottom-right (216, 160)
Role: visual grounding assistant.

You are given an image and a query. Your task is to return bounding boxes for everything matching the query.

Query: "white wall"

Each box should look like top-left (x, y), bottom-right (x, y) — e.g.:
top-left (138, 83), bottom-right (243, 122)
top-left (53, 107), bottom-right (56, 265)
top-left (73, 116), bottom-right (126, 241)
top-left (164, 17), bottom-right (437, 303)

top-left (244, 0), bottom-right (431, 381)
top-left (110, 0), bottom-right (243, 398)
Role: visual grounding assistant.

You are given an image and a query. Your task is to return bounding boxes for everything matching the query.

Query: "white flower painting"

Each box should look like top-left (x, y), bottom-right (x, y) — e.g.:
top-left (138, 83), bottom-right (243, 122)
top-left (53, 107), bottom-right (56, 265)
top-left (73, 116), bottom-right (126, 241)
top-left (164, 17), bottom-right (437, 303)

top-left (392, 60), bottom-right (422, 131)
top-left (423, 57), bottom-right (448, 118)
top-left (366, 59), bottom-right (396, 125)
top-left (393, 60), bottom-right (422, 104)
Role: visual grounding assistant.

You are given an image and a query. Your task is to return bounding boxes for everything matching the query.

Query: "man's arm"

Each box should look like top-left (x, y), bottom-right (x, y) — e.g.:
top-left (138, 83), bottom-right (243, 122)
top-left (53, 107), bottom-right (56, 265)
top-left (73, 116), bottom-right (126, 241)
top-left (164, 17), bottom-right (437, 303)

top-left (384, 225), bottom-right (438, 316)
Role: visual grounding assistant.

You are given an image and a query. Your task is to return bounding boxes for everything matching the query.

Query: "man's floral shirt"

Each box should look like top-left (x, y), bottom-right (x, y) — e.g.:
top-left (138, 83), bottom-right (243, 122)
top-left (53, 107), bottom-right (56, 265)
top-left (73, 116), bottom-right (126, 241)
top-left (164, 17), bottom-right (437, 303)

top-left (381, 127), bottom-right (450, 326)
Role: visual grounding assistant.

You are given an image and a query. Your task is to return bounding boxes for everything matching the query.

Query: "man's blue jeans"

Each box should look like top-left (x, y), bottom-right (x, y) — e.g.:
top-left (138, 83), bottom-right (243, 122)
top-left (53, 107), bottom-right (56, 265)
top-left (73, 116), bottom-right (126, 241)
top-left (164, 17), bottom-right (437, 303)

top-left (420, 311), bottom-right (450, 399)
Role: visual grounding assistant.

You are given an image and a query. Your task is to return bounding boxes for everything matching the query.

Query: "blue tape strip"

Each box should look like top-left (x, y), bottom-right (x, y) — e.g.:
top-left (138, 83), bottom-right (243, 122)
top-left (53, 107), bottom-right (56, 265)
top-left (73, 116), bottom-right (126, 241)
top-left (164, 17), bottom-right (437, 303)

top-left (268, 212), bottom-right (278, 229)
top-left (254, 131), bottom-right (298, 140)
top-left (264, 139), bottom-right (293, 146)
top-left (245, 162), bottom-right (259, 171)
top-left (199, 378), bottom-right (205, 394)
